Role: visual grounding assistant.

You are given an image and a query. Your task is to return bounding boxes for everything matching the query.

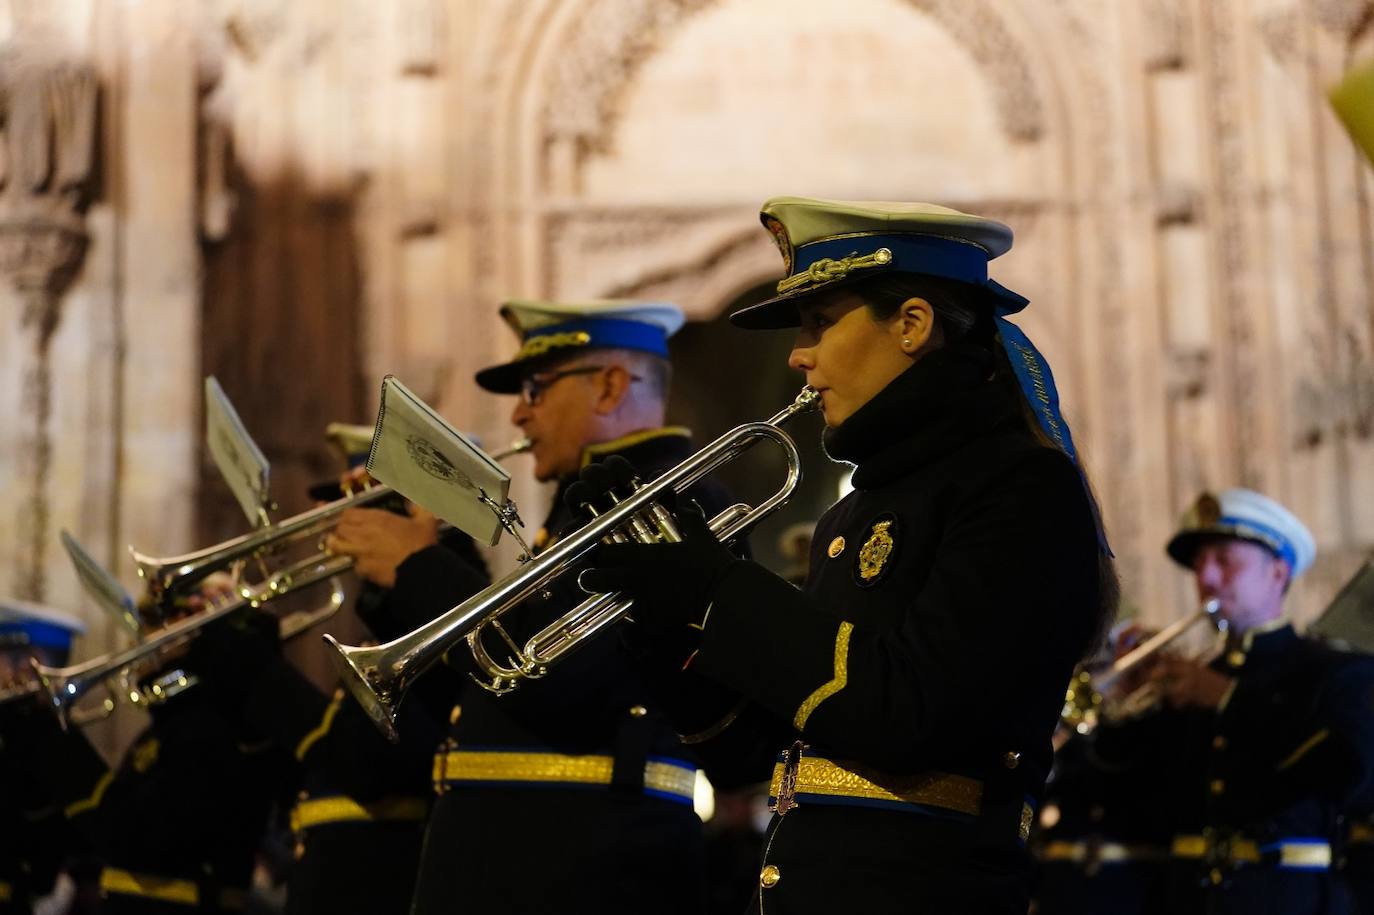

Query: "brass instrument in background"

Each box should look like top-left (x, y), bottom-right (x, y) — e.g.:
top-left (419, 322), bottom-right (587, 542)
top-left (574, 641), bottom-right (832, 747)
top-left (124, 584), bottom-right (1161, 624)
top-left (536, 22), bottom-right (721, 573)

top-left (1060, 598), bottom-right (1225, 739)
top-left (30, 438), bottom-right (534, 728)
top-left (325, 387), bottom-right (822, 742)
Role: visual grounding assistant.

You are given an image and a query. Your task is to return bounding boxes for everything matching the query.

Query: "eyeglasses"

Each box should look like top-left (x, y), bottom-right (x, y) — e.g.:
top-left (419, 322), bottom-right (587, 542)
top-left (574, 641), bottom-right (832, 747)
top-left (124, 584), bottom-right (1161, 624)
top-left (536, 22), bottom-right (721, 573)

top-left (518, 365), bottom-right (645, 406)
top-left (518, 366), bottom-right (606, 406)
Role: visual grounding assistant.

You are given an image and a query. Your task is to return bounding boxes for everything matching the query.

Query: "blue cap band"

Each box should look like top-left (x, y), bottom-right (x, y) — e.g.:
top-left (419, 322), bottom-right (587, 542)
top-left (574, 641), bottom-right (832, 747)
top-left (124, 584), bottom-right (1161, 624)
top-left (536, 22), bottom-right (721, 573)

top-left (795, 233), bottom-right (990, 287)
top-left (0, 619), bottom-right (77, 651)
top-left (521, 318), bottom-right (669, 361)
top-left (1218, 514), bottom-right (1297, 569)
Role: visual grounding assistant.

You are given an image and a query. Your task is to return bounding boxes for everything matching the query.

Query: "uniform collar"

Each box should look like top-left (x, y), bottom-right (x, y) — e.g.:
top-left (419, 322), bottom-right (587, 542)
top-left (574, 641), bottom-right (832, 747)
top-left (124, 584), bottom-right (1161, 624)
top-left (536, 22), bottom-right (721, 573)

top-left (824, 345), bottom-right (1024, 489)
top-left (577, 426), bottom-right (692, 469)
top-left (1235, 616), bottom-right (1294, 652)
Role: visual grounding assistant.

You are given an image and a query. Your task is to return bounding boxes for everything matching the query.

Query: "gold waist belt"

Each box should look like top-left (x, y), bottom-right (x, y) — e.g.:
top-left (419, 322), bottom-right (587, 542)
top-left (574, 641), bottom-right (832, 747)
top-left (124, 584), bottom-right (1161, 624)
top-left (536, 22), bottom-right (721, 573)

top-left (1040, 840), bottom-right (1169, 864)
top-left (289, 795), bottom-right (430, 832)
top-left (1171, 835), bottom-right (1332, 870)
top-left (433, 750), bottom-right (697, 805)
top-left (767, 754), bottom-right (984, 817)
top-left (98, 868), bottom-right (246, 909)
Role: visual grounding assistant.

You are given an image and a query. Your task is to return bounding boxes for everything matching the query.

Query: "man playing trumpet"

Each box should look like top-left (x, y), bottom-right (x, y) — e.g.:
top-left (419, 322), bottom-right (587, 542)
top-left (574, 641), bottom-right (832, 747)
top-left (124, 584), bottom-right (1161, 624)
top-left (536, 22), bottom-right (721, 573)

top-left (327, 299), bottom-right (742, 915)
top-left (1087, 489), bottom-right (1374, 915)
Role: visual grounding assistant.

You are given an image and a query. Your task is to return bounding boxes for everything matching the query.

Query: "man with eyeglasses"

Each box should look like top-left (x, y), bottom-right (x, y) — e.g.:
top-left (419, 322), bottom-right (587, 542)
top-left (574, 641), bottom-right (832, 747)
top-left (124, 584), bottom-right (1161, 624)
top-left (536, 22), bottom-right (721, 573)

top-left (337, 300), bottom-right (733, 915)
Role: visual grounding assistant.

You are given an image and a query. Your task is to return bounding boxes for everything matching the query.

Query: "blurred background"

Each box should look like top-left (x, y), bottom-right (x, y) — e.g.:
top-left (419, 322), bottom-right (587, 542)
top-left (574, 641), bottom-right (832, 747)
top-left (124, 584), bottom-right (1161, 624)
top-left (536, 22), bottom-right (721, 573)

top-left (2, 0), bottom-right (1373, 755)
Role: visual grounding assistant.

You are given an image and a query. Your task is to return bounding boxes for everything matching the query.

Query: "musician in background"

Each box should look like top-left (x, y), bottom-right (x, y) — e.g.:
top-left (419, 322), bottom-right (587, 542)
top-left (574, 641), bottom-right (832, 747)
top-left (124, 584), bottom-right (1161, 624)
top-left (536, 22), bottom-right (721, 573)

top-left (0, 600), bottom-right (86, 915)
top-left (327, 299), bottom-right (738, 915)
top-left (228, 432), bottom-right (489, 915)
top-left (577, 198), bottom-right (1117, 913)
top-left (22, 599), bottom-right (290, 914)
top-left (1091, 489), bottom-right (1374, 914)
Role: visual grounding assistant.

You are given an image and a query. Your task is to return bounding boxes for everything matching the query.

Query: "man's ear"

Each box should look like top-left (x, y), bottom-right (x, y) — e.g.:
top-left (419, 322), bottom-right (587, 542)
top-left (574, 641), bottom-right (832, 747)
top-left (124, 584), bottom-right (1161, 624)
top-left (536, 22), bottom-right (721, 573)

top-left (895, 296), bottom-right (937, 355)
top-left (594, 365), bottom-right (634, 415)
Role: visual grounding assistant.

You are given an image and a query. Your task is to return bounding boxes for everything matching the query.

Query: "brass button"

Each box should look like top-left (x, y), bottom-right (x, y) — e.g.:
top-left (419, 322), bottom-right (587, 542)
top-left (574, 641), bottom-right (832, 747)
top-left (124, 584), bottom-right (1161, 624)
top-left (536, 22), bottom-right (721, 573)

top-left (1212, 735), bottom-right (1227, 750)
top-left (827, 536), bottom-right (846, 558)
top-left (629, 705), bottom-right (647, 718)
top-left (1003, 751), bottom-right (1021, 770)
top-left (1227, 650), bottom-right (1246, 669)
top-left (1210, 779), bottom-right (1226, 795)
top-left (1209, 867), bottom-right (1224, 885)
top-left (759, 864), bottom-right (781, 888)
top-left (449, 705), bottom-right (463, 725)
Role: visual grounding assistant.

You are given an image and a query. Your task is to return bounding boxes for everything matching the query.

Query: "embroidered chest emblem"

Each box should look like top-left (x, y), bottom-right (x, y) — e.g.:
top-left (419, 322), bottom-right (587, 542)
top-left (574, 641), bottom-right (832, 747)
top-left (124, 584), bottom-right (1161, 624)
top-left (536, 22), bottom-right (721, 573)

top-left (855, 514), bottom-right (899, 586)
top-left (827, 536), bottom-right (846, 558)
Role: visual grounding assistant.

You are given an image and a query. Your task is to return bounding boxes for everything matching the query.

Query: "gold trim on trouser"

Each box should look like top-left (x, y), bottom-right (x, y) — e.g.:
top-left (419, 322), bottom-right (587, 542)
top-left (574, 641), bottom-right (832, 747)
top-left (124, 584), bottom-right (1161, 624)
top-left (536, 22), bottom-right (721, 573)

top-left (99, 869), bottom-right (200, 907)
top-left (1171, 835), bottom-right (1332, 869)
top-left (290, 795), bottom-right (430, 832)
top-left (767, 755), bottom-right (983, 816)
top-left (0, 880), bottom-right (11, 903)
top-left (433, 751), bottom-right (697, 802)
top-left (98, 869), bottom-right (246, 909)
top-left (1350, 822), bottom-right (1374, 845)
top-left (1040, 840), bottom-right (1168, 864)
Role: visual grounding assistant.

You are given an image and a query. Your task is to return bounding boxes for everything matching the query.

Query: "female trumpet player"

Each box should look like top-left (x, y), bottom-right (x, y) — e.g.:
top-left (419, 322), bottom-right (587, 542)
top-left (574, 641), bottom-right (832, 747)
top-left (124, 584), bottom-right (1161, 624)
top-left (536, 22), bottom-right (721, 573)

top-left (579, 197), bottom-right (1119, 914)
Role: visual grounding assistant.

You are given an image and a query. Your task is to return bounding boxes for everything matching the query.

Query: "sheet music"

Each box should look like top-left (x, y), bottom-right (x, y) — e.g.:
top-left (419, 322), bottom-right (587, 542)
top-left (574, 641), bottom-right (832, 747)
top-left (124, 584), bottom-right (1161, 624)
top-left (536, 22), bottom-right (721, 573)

top-left (60, 531), bottom-right (141, 637)
top-left (205, 376), bottom-right (272, 526)
top-left (365, 376), bottom-right (512, 546)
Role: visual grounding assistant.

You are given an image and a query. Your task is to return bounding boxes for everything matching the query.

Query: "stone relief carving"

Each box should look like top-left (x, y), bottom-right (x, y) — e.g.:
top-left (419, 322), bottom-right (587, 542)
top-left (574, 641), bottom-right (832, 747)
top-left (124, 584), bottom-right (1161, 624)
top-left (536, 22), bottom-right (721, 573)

top-left (1310, 0), bottom-right (1374, 37)
top-left (1197, 0), bottom-right (1265, 489)
top-left (542, 0), bottom-right (719, 159)
top-left (0, 46), bottom-right (98, 600)
top-left (900, 0), bottom-right (1045, 142)
top-left (399, 0), bottom-right (446, 77)
top-left (539, 0), bottom-right (1045, 188)
top-left (1142, 0), bottom-right (1189, 70)
top-left (1292, 324), bottom-right (1374, 448)
top-left (1257, 8), bottom-right (1302, 64)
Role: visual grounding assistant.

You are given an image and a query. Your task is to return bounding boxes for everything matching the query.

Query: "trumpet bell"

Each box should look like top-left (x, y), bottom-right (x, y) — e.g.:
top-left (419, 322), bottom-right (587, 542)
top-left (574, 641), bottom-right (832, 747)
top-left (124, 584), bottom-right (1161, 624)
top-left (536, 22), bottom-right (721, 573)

top-left (321, 635), bottom-right (404, 742)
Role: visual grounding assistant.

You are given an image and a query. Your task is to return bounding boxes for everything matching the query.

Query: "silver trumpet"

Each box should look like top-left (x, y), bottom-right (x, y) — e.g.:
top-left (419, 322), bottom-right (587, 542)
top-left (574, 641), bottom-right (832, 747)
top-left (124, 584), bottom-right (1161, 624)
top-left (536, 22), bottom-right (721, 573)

top-left (32, 554), bottom-right (350, 729)
top-left (129, 482), bottom-right (397, 609)
top-left (131, 439), bottom-right (531, 607)
top-left (325, 387), bottom-right (822, 741)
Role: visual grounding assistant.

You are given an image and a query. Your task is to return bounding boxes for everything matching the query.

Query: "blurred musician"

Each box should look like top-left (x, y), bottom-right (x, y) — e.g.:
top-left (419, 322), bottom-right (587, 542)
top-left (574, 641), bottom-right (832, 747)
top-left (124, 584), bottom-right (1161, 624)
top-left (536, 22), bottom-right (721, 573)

top-left (24, 586), bottom-right (291, 915)
top-left (577, 198), bottom-right (1117, 914)
top-left (0, 600), bottom-right (85, 915)
top-left (1089, 489), bottom-right (1374, 914)
top-left (226, 434), bottom-right (490, 915)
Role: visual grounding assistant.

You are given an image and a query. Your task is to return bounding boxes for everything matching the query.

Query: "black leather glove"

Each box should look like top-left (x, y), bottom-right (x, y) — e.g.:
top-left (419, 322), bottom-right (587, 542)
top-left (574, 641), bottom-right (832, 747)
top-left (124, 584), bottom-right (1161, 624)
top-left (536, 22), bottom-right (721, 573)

top-left (570, 458), bottom-right (739, 666)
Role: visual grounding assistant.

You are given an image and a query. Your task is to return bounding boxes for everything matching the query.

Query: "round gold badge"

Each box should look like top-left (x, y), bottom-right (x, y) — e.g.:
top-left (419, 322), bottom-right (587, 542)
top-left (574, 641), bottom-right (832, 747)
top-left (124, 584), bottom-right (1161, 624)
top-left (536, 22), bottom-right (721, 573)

top-left (827, 536), bottom-right (846, 558)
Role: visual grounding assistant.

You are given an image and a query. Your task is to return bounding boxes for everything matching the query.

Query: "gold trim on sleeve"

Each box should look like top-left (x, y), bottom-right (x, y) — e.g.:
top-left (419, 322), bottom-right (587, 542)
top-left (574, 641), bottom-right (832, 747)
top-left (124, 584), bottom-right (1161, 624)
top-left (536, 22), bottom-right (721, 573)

top-left (679, 699), bottom-right (748, 745)
top-left (1276, 728), bottom-right (1331, 772)
top-left (64, 770), bottom-right (114, 819)
top-left (792, 622), bottom-right (853, 731)
top-left (295, 693), bottom-right (344, 761)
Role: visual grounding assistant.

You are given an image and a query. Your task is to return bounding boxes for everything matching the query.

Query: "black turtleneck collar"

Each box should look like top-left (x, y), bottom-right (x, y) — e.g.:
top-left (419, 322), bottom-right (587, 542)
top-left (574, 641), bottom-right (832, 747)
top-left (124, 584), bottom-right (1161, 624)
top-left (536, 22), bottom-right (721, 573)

top-left (824, 343), bottom-right (1028, 490)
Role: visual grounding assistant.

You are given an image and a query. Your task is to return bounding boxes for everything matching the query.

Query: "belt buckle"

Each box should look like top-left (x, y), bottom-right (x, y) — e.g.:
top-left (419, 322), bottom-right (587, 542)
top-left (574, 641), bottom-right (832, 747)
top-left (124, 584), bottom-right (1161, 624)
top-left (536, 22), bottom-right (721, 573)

top-left (774, 740), bottom-right (805, 817)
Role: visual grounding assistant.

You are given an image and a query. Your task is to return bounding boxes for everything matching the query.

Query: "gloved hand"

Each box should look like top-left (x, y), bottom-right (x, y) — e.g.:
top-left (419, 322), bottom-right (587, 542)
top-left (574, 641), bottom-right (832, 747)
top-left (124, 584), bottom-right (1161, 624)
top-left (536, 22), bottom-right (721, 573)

top-left (569, 457), bottom-right (740, 666)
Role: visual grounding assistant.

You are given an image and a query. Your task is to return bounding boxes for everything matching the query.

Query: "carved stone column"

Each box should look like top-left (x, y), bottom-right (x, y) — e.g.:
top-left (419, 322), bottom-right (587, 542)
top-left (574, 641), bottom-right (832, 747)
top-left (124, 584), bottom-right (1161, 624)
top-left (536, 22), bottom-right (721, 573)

top-left (0, 47), bottom-right (97, 601)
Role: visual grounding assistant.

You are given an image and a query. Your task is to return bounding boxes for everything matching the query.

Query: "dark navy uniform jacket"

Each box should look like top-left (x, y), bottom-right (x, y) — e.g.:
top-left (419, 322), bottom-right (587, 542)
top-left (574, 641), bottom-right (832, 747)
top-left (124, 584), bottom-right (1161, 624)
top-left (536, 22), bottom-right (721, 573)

top-left (1092, 624), bottom-right (1374, 915)
top-left (220, 525), bottom-right (487, 915)
top-left (639, 345), bottom-right (1104, 914)
top-left (37, 672), bottom-right (287, 915)
top-left (0, 701), bottom-right (72, 915)
top-left (402, 428), bottom-right (737, 915)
